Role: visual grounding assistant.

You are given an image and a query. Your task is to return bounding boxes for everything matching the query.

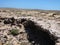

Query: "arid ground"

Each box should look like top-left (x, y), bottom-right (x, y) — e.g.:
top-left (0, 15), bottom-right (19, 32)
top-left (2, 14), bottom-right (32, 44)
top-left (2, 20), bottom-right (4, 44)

top-left (0, 8), bottom-right (60, 45)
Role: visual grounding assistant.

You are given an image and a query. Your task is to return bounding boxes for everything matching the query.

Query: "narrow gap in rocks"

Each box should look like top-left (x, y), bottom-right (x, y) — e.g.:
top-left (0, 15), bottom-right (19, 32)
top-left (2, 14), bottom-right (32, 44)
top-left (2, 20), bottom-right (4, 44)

top-left (23, 20), bottom-right (57, 45)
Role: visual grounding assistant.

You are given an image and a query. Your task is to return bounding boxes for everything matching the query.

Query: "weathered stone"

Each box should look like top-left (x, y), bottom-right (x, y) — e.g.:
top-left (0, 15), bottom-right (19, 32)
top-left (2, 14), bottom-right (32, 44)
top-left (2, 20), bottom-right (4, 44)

top-left (0, 41), bottom-right (2, 45)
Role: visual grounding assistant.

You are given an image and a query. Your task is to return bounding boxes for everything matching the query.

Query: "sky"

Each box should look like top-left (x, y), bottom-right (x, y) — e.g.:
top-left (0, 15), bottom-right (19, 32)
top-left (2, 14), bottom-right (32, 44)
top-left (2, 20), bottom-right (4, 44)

top-left (0, 0), bottom-right (60, 10)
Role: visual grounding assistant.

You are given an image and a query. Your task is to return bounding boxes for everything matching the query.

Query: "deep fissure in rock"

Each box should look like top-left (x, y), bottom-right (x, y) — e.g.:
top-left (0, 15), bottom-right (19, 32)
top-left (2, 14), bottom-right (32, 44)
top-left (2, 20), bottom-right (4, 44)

top-left (1, 17), bottom-right (57, 45)
top-left (23, 20), bottom-right (57, 45)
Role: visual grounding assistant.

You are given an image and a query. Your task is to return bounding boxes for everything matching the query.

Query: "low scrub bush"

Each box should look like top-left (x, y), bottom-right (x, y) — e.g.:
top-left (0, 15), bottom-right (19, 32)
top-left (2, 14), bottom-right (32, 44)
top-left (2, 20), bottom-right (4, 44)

top-left (10, 29), bottom-right (19, 36)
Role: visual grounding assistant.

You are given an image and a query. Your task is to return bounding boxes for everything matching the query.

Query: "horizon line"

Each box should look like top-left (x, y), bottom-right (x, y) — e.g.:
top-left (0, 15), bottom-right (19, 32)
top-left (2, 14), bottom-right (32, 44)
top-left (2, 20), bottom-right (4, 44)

top-left (0, 7), bottom-right (60, 11)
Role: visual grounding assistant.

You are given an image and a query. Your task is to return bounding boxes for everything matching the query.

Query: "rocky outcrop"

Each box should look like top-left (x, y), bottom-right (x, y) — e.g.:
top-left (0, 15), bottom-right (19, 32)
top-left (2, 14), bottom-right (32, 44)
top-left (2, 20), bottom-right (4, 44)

top-left (0, 8), bottom-right (60, 45)
top-left (0, 17), bottom-right (59, 45)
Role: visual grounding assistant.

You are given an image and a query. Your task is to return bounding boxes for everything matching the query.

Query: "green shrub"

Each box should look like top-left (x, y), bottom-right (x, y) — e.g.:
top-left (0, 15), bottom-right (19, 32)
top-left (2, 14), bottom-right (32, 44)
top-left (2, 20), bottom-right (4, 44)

top-left (10, 29), bottom-right (19, 36)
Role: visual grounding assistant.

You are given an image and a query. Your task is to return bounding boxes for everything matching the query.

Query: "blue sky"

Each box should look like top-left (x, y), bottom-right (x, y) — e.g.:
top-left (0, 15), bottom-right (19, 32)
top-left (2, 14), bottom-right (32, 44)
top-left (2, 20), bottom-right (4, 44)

top-left (0, 0), bottom-right (60, 10)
